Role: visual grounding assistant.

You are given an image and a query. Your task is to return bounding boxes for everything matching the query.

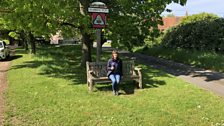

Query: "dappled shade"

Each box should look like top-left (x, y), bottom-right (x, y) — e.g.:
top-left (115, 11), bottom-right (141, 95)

top-left (11, 46), bottom-right (85, 84)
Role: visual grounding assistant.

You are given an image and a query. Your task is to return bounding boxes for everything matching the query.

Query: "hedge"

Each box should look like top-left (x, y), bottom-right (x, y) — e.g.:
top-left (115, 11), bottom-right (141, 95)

top-left (161, 13), bottom-right (224, 52)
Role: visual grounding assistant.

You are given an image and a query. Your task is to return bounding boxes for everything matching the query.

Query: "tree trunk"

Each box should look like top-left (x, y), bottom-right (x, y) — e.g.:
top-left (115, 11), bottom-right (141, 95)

top-left (20, 31), bottom-right (29, 50)
top-left (24, 39), bottom-right (29, 51)
top-left (79, 0), bottom-right (93, 66)
top-left (29, 32), bottom-right (36, 54)
top-left (80, 29), bottom-right (93, 66)
top-left (9, 36), bottom-right (14, 45)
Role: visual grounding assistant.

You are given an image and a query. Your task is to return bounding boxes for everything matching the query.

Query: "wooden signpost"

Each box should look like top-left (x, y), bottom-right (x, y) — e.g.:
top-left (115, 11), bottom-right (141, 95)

top-left (88, 2), bottom-right (109, 63)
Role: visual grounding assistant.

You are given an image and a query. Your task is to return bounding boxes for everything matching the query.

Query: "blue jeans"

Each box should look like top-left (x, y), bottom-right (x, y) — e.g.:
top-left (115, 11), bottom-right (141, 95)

top-left (109, 74), bottom-right (121, 91)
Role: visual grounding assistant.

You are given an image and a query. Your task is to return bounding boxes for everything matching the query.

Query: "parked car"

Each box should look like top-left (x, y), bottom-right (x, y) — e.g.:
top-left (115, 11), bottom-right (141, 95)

top-left (0, 41), bottom-right (10, 60)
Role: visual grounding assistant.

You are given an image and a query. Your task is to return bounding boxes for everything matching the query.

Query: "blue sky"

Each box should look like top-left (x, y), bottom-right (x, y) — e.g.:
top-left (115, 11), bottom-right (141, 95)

top-left (162, 0), bottom-right (224, 17)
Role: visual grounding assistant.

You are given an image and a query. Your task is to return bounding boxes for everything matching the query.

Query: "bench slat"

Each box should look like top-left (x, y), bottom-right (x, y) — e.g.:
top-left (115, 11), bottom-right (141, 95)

top-left (88, 61), bottom-right (135, 78)
top-left (86, 60), bottom-right (142, 91)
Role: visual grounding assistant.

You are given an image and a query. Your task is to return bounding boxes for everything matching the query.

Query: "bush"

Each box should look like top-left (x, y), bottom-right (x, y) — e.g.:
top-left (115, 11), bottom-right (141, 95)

top-left (161, 13), bottom-right (224, 52)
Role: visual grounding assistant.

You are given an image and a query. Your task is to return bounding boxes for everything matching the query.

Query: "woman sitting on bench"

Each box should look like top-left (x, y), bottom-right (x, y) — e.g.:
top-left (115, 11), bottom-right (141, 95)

top-left (107, 50), bottom-right (123, 96)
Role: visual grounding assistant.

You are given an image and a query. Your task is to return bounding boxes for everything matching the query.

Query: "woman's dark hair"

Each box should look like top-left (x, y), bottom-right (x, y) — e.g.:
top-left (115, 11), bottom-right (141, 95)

top-left (111, 50), bottom-right (119, 59)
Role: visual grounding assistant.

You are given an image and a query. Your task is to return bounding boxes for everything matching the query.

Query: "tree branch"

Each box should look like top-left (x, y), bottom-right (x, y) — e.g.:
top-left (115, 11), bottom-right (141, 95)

top-left (0, 9), bottom-right (14, 13)
top-left (60, 22), bottom-right (80, 29)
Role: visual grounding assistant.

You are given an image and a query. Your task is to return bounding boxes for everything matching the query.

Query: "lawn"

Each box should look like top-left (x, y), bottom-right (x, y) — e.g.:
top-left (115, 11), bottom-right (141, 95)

top-left (4, 45), bottom-right (224, 126)
top-left (135, 46), bottom-right (224, 72)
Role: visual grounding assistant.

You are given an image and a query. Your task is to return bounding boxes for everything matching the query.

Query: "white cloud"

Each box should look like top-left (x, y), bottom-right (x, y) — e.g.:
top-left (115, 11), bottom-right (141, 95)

top-left (163, 0), bottom-right (224, 17)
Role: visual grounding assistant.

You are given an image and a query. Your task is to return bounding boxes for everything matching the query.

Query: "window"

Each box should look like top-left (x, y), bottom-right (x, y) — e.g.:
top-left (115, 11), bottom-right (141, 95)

top-left (0, 42), bottom-right (3, 48)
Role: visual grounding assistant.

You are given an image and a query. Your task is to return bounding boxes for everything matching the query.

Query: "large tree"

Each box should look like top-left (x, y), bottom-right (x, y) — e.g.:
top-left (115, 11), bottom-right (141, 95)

top-left (0, 0), bottom-right (187, 65)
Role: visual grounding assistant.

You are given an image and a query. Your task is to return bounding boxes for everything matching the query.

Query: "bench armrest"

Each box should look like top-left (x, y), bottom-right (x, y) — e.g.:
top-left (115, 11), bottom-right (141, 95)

top-left (134, 67), bottom-right (142, 71)
top-left (88, 70), bottom-right (94, 75)
top-left (88, 70), bottom-right (98, 78)
top-left (134, 67), bottom-right (142, 77)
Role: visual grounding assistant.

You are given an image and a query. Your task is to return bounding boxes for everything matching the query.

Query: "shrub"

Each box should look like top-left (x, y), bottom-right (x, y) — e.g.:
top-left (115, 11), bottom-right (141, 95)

top-left (161, 13), bottom-right (224, 52)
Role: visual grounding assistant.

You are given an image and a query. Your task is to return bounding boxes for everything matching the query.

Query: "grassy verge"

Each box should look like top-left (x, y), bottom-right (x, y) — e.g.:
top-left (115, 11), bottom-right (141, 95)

top-left (5, 45), bottom-right (224, 126)
top-left (135, 46), bottom-right (224, 72)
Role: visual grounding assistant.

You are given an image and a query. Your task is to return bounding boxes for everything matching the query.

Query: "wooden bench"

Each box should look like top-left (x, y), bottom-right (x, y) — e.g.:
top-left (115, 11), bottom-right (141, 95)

top-left (86, 60), bottom-right (142, 91)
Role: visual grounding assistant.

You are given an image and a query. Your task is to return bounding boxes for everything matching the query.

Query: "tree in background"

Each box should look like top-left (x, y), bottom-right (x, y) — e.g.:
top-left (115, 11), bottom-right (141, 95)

top-left (0, 0), bottom-right (187, 66)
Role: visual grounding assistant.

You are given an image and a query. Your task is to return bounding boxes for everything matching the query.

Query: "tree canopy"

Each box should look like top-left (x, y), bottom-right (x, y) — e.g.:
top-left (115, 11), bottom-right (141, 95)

top-left (0, 0), bottom-right (187, 65)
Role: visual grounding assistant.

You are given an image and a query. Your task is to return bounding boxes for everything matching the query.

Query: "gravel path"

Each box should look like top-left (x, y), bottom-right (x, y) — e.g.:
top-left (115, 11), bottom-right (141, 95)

top-left (0, 61), bottom-right (10, 126)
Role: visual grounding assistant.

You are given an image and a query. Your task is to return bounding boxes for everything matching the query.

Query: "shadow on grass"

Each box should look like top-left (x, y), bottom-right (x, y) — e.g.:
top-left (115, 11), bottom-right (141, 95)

top-left (0, 55), bottom-right (23, 62)
top-left (141, 66), bottom-right (167, 88)
top-left (14, 48), bottom-right (29, 55)
top-left (11, 45), bottom-right (86, 85)
top-left (11, 45), bottom-right (168, 89)
top-left (95, 65), bottom-right (167, 95)
top-left (8, 55), bottom-right (23, 61)
top-left (96, 81), bottom-right (136, 95)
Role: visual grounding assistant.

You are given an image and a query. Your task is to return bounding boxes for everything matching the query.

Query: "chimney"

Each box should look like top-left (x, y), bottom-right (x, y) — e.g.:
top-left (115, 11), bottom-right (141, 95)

top-left (185, 11), bottom-right (189, 17)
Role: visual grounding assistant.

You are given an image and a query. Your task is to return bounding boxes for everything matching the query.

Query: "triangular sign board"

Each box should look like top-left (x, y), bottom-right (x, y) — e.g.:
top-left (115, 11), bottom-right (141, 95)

top-left (93, 15), bottom-right (104, 25)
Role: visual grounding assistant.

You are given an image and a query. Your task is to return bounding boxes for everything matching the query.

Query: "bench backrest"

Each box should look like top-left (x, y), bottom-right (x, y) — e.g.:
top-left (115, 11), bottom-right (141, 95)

top-left (86, 60), bottom-right (135, 77)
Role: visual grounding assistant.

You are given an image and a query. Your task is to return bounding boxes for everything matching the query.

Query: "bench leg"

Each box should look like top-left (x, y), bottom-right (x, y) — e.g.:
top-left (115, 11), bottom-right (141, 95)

top-left (133, 80), bottom-right (142, 89)
top-left (139, 79), bottom-right (143, 89)
top-left (138, 71), bottom-right (143, 89)
top-left (87, 80), bottom-right (90, 87)
top-left (89, 80), bottom-right (94, 91)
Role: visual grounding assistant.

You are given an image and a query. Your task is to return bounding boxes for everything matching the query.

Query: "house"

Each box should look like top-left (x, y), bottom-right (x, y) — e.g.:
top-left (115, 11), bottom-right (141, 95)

top-left (158, 16), bottom-right (184, 31)
top-left (50, 32), bottom-right (63, 44)
top-left (50, 31), bottom-right (81, 45)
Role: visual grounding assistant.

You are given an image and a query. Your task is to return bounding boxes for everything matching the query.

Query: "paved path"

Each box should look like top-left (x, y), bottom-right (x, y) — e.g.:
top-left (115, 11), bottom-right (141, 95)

top-left (121, 51), bottom-right (224, 97)
top-left (103, 47), bottom-right (224, 98)
top-left (0, 61), bottom-right (10, 126)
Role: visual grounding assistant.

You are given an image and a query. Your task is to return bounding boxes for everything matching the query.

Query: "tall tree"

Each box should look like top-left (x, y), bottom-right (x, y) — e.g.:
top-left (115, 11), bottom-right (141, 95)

top-left (0, 0), bottom-right (187, 65)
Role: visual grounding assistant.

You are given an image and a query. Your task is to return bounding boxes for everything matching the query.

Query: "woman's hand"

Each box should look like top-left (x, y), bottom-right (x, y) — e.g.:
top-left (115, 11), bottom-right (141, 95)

top-left (111, 66), bottom-right (115, 70)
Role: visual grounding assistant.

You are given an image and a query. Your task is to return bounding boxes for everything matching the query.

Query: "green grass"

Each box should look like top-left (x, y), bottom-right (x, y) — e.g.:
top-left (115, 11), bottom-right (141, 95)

top-left (136, 46), bottom-right (224, 72)
top-left (5, 45), bottom-right (224, 126)
top-left (102, 42), bottom-right (111, 47)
